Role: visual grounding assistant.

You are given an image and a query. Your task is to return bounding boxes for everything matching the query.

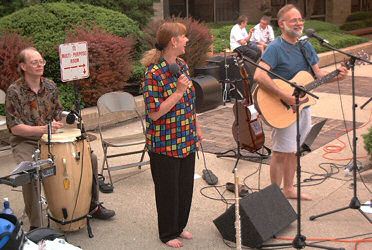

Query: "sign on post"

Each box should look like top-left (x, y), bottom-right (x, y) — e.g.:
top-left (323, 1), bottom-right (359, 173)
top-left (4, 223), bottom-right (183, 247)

top-left (59, 42), bottom-right (89, 82)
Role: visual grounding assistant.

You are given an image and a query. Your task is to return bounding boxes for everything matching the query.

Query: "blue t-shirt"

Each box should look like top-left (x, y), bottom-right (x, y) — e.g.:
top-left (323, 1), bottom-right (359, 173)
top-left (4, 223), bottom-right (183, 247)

top-left (261, 36), bottom-right (319, 81)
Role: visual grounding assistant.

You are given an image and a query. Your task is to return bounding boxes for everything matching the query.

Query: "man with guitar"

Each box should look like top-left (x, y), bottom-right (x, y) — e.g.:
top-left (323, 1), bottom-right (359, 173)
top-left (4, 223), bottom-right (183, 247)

top-left (254, 4), bottom-right (348, 200)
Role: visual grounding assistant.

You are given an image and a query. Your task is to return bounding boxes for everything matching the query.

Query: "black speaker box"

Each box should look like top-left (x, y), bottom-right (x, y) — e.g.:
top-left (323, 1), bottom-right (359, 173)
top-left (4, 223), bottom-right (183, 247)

top-left (192, 75), bottom-right (222, 113)
top-left (213, 184), bottom-right (297, 248)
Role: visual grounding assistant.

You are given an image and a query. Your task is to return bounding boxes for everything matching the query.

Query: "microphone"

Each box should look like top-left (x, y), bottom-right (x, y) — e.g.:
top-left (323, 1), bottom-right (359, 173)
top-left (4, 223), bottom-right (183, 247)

top-left (305, 28), bottom-right (329, 44)
top-left (61, 110), bottom-right (80, 124)
top-left (169, 63), bottom-right (182, 78)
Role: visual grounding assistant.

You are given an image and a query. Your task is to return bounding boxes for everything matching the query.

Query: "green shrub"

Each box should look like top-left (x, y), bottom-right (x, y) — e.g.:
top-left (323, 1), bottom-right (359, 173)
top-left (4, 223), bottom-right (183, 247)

top-left (340, 20), bottom-right (367, 31)
top-left (346, 11), bottom-right (372, 22)
top-left (0, 2), bottom-right (141, 107)
top-left (142, 17), bottom-right (213, 75)
top-left (58, 82), bottom-right (85, 110)
top-left (1, 0), bottom-right (157, 28)
top-left (304, 20), bottom-right (340, 32)
top-left (209, 23), bottom-right (234, 53)
top-left (362, 126), bottom-right (372, 161)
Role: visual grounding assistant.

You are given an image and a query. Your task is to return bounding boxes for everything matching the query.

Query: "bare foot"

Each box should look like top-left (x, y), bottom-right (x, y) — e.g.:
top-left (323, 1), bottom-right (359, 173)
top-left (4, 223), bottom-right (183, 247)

top-left (283, 189), bottom-right (312, 201)
top-left (180, 231), bottom-right (193, 240)
top-left (166, 239), bottom-right (184, 248)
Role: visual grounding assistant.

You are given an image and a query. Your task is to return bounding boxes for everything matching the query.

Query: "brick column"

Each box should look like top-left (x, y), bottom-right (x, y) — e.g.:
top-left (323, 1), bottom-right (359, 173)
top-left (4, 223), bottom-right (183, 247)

top-left (326, 0), bottom-right (351, 25)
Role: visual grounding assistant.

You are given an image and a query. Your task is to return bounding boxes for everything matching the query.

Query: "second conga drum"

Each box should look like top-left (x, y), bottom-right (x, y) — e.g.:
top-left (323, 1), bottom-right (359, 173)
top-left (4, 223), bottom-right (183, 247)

top-left (40, 128), bottom-right (92, 231)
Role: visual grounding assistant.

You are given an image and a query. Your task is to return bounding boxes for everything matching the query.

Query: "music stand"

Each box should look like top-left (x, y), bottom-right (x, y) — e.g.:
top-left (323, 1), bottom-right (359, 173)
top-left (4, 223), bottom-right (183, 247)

top-left (300, 118), bottom-right (327, 154)
top-left (309, 41), bottom-right (372, 224)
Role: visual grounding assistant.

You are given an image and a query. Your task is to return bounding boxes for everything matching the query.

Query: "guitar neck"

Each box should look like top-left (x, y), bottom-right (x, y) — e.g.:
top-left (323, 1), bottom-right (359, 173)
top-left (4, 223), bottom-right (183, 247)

top-left (305, 69), bottom-right (340, 91)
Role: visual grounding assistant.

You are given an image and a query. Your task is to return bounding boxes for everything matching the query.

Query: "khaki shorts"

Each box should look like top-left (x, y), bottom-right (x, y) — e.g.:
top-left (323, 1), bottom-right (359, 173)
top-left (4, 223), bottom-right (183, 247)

top-left (271, 107), bottom-right (311, 153)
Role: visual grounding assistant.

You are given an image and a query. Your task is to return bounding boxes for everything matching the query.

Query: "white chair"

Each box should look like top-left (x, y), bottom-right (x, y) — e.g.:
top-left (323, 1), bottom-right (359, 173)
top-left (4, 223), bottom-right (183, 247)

top-left (97, 91), bottom-right (149, 187)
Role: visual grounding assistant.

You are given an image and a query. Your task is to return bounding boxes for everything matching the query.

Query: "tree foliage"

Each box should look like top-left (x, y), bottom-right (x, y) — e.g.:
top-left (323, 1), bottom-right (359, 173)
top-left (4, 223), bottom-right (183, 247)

top-left (142, 17), bottom-right (214, 75)
top-left (0, 31), bottom-right (34, 91)
top-left (66, 23), bottom-right (135, 105)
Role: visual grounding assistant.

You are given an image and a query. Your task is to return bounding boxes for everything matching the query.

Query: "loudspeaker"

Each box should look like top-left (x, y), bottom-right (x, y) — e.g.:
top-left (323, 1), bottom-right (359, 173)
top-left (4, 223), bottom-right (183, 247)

top-left (192, 75), bottom-right (222, 113)
top-left (213, 184), bottom-right (296, 248)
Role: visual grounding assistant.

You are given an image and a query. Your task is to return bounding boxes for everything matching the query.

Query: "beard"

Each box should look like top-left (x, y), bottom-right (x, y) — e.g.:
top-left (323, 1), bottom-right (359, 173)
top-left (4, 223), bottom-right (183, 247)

top-left (283, 22), bottom-right (303, 38)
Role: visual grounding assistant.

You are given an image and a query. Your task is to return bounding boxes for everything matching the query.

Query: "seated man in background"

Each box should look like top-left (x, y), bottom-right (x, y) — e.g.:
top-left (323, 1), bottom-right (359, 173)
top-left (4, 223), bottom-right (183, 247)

top-left (230, 15), bottom-right (262, 62)
top-left (250, 15), bottom-right (275, 54)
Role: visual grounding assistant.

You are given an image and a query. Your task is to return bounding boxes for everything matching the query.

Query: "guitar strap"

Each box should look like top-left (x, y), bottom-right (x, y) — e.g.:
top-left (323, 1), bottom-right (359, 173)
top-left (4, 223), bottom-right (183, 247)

top-left (298, 41), bottom-right (317, 79)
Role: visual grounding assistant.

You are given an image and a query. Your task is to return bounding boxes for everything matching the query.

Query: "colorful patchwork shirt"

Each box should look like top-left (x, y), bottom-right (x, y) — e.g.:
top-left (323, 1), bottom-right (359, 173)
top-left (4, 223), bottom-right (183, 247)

top-left (5, 77), bottom-right (63, 133)
top-left (142, 58), bottom-right (198, 158)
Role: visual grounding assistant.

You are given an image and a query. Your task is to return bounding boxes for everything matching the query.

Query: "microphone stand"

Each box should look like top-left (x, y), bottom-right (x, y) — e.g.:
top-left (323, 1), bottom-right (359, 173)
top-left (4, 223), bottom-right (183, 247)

top-left (73, 80), bottom-right (86, 140)
top-left (309, 41), bottom-right (372, 224)
top-left (222, 40), bottom-right (231, 105)
top-left (241, 54), bottom-right (343, 250)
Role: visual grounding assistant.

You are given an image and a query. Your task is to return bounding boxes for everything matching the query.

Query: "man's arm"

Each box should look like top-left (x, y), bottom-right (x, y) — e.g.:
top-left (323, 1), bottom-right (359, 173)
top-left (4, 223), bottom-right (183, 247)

top-left (10, 122), bottom-right (63, 137)
top-left (238, 28), bottom-right (254, 46)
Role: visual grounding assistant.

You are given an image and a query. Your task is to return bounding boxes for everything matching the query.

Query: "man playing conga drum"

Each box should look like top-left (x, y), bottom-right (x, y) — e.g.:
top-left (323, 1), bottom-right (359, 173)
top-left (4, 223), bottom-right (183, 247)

top-left (5, 47), bottom-right (115, 231)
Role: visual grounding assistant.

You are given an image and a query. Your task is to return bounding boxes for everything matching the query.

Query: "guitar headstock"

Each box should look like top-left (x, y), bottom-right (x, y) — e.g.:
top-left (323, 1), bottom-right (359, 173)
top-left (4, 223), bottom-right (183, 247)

top-left (233, 53), bottom-right (245, 69)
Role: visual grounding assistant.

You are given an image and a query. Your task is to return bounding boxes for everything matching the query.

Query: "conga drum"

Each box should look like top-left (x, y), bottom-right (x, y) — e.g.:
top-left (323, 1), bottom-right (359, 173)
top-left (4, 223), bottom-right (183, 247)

top-left (40, 128), bottom-right (92, 231)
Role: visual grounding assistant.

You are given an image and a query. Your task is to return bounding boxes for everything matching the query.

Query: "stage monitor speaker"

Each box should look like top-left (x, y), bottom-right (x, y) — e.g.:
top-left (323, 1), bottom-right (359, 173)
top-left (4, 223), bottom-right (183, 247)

top-left (213, 184), bottom-right (296, 248)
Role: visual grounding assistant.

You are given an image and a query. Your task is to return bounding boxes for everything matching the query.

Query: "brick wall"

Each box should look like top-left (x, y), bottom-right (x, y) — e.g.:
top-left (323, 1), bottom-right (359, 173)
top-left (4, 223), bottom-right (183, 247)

top-left (240, 0), bottom-right (265, 23)
top-left (153, 0), bottom-right (164, 21)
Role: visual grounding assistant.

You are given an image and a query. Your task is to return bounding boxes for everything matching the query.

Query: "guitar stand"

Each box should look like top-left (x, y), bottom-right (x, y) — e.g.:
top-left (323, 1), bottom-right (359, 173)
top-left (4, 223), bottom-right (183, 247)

top-left (309, 46), bottom-right (372, 224)
top-left (216, 147), bottom-right (269, 161)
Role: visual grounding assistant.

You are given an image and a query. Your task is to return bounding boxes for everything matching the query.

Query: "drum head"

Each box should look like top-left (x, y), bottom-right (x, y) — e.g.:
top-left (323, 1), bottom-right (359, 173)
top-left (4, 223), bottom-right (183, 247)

top-left (41, 128), bottom-right (81, 143)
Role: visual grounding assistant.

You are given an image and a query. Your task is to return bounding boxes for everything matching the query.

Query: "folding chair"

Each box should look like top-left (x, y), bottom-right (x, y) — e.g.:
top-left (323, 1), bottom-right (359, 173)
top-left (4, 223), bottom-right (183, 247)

top-left (97, 91), bottom-right (149, 187)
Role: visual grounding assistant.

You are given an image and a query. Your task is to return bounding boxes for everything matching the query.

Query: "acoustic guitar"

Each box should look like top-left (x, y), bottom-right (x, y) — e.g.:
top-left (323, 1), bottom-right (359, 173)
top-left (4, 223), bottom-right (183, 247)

top-left (232, 55), bottom-right (265, 152)
top-left (253, 54), bottom-right (368, 129)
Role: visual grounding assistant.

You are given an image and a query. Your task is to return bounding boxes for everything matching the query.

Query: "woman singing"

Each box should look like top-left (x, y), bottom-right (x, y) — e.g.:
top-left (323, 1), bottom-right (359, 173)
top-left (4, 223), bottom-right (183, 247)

top-left (141, 22), bottom-right (203, 248)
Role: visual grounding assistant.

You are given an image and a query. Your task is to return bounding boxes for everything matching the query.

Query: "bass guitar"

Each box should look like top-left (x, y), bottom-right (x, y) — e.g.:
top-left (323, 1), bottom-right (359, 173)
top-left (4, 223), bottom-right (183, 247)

top-left (231, 55), bottom-right (265, 152)
top-left (253, 54), bottom-right (368, 129)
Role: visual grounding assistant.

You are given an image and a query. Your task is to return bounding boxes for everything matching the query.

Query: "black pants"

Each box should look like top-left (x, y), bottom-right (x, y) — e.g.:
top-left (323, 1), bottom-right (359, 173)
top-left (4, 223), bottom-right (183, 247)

top-left (148, 151), bottom-right (196, 243)
top-left (234, 43), bottom-right (262, 62)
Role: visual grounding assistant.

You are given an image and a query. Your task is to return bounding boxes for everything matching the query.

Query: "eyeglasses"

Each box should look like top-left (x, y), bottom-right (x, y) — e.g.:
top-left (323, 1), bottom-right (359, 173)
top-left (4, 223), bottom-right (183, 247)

top-left (284, 18), bottom-right (304, 24)
top-left (29, 59), bottom-right (46, 67)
